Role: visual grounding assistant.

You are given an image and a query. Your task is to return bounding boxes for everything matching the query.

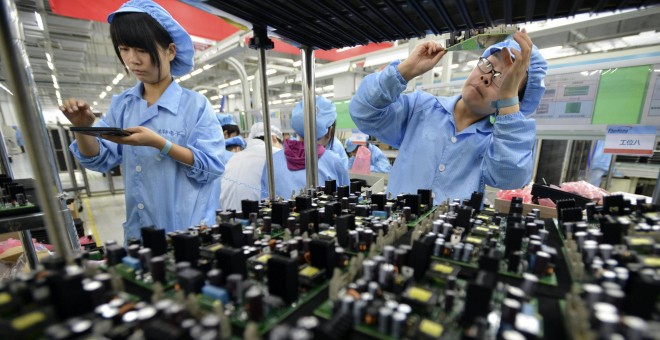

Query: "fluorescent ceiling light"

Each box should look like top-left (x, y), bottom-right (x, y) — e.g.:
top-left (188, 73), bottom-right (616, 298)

top-left (364, 48), bottom-right (409, 67)
top-left (47, 61), bottom-right (54, 70)
top-left (198, 89), bottom-right (208, 94)
top-left (323, 93), bottom-right (334, 98)
top-left (203, 64), bottom-right (213, 70)
top-left (191, 68), bottom-right (203, 76)
top-left (99, 92), bottom-right (107, 99)
top-left (286, 78), bottom-right (294, 84)
top-left (93, 101), bottom-right (98, 106)
top-left (293, 60), bottom-right (302, 67)
top-left (337, 46), bottom-right (358, 52)
top-left (45, 53), bottom-right (51, 62)
top-left (180, 74), bottom-right (192, 81)
top-left (106, 86), bottom-right (112, 91)
top-left (266, 69), bottom-right (277, 75)
top-left (247, 75), bottom-right (255, 81)
top-left (112, 78), bottom-right (120, 85)
top-left (57, 98), bottom-right (62, 106)
top-left (53, 83), bottom-right (59, 89)
top-left (218, 83), bottom-right (229, 89)
top-left (279, 93), bottom-right (292, 98)
top-left (116, 73), bottom-right (125, 80)
top-left (55, 90), bottom-right (61, 99)
top-left (229, 79), bottom-right (241, 85)
top-left (323, 85), bottom-right (334, 91)
top-left (175, 79), bottom-right (181, 83)
top-left (228, 94), bottom-right (236, 99)
top-left (466, 60), bottom-right (478, 67)
top-left (272, 99), bottom-right (283, 105)
top-left (35, 12), bottom-right (44, 31)
top-left (209, 95), bottom-right (220, 100)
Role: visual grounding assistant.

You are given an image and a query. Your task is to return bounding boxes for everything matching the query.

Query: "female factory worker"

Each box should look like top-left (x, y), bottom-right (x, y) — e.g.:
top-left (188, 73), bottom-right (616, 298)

top-left (345, 139), bottom-right (392, 173)
top-left (62, 0), bottom-right (224, 242)
top-left (261, 96), bottom-right (349, 199)
top-left (225, 135), bottom-right (247, 153)
top-left (350, 29), bottom-right (547, 204)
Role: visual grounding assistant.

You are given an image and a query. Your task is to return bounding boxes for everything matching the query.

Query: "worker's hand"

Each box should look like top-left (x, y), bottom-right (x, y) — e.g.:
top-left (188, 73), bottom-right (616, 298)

top-left (397, 41), bottom-right (446, 82)
top-left (60, 98), bottom-right (96, 127)
top-left (101, 126), bottom-right (166, 149)
top-left (498, 28), bottom-right (532, 100)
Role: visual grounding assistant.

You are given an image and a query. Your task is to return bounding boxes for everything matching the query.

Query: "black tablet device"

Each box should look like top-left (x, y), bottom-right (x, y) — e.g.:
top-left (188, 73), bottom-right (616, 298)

top-left (70, 127), bottom-right (132, 137)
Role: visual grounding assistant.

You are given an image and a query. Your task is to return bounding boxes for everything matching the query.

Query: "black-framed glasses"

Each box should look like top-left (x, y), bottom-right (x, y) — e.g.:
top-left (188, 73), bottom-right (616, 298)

top-left (476, 57), bottom-right (503, 88)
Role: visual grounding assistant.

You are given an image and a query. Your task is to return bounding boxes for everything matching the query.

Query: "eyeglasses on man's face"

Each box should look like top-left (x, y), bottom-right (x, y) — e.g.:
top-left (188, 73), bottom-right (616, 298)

top-left (476, 57), bottom-right (504, 88)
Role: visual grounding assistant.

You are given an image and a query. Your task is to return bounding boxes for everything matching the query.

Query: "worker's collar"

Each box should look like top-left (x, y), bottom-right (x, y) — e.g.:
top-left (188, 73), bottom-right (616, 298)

top-left (440, 95), bottom-right (492, 134)
top-left (126, 80), bottom-right (182, 115)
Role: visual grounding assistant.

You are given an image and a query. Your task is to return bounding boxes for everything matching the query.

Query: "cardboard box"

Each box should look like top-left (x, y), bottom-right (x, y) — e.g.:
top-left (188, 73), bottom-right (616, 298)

top-left (494, 198), bottom-right (557, 219)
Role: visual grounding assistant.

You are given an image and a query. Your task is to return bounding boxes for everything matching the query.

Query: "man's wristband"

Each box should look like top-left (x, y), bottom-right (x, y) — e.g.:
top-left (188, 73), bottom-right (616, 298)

top-left (491, 97), bottom-right (519, 109)
top-left (160, 140), bottom-right (172, 156)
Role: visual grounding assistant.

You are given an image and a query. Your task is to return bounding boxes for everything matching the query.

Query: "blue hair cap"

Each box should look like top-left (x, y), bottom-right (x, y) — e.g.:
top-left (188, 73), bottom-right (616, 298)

top-left (482, 38), bottom-right (548, 116)
top-left (291, 96), bottom-right (337, 140)
top-left (108, 0), bottom-right (194, 76)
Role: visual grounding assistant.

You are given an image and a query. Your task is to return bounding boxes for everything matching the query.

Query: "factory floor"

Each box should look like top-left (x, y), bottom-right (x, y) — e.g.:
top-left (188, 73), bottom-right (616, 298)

top-left (8, 151), bottom-right (126, 246)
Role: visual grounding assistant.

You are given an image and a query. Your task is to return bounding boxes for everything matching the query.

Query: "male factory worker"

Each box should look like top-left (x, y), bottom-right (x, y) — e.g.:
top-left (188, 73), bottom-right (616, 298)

top-left (261, 96), bottom-right (349, 199)
top-left (221, 123), bottom-right (283, 210)
top-left (350, 29), bottom-right (547, 204)
top-left (345, 139), bottom-right (392, 173)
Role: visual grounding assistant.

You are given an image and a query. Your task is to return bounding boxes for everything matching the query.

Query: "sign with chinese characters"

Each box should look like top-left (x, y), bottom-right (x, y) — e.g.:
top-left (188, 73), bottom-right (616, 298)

top-left (604, 125), bottom-right (657, 156)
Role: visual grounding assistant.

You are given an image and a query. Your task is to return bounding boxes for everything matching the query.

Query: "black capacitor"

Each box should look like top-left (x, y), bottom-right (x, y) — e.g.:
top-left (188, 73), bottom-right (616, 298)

top-left (207, 269), bottom-right (223, 287)
top-left (309, 238), bottom-right (336, 278)
top-left (83, 281), bottom-right (106, 308)
top-left (623, 270), bottom-right (660, 319)
top-left (391, 312), bottom-right (406, 338)
top-left (138, 248), bottom-right (152, 272)
top-left (245, 286), bottom-right (264, 321)
top-left (295, 195), bottom-right (312, 212)
top-left (141, 227), bottom-right (168, 256)
top-left (271, 201), bottom-right (290, 227)
top-left (335, 214), bottom-right (355, 248)
top-left (324, 201), bottom-right (342, 224)
top-left (337, 185), bottom-right (350, 198)
top-left (462, 272), bottom-right (495, 323)
top-left (521, 273), bottom-right (538, 297)
top-left (226, 274), bottom-right (243, 303)
top-left (299, 208), bottom-right (319, 235)
top-left (378, 306), bottom-right (392, 334)
top-left (105, 244), bottom-right (127, 266)
top-left (362, 260), bottom-right (376, 282)
top-left (128, 244), bottom-right (140, 258)
top-left (177, 268), bottom-right (205, 295)
top-left (150, 256), bottom-right (166, 283)
top-left (455, 206), bottom-right (473, 229)
top-left (243, 230), bottom-right (254, 246)
top-left (46, 269), bottom-right (91, 318)
top-left (324, 179), bottom-right (337, 195)
top-left (267, 255), bottom-right (298, 303)
top-left (176, 261), bottom-right (191, 273)
top-left (219, 222), bottom-right (244, 248)
top-left (507, 250), bottom-right (522, 273)
top-left (372, 193), bottom-right (386, 210)
top-left (533, 251), bottom-right (550, 276)
top-left (350, 180), bottom-right (364, 194)
top-left (504, 223), bottom-right (525, 257)
top-left (501, 298), bottom-right (521, 324)
top-left (601, 215), bottom-right (624, 245)
top-left (286, 217), bottom-right (297, 233)
top-left (403, 194), bottom-right (421, 216)
top-left (171, 233), bottom-right (201, 265)
top-left (341, 197), bottom-right (350, 211)
top-left (263, 216), bottom-right (272, 234)
top-left (215, 247), bottom-right (247, 279)
top-left (241, 200), bottom-right (259, 217)
top-left (468, 191), bottom-right (484, 212)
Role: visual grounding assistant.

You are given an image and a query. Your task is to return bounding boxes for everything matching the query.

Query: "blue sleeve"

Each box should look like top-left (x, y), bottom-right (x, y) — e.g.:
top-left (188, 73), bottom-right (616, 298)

top-left (349, 61), bottom-right (417, 149)
top-left (260, 164), bottom-right (269, 199)
top-left (330, 137), bottom-right (349, 169)
top-left (347, 156), bottom-right (355, 170)
top-left (481, 113), bottom-right (536, 189)
top-left (336, 160), bottom-right (350, 186)
top-left (370, 146), bottom-right (392, 173)
top-left (183, 99), bottom-right (225, 184)
top-left (69, 102), bottom-right (123, 173)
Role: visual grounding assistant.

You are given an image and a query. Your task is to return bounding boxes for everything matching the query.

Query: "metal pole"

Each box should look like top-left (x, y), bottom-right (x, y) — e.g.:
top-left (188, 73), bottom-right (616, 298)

top-left (559, 140), bottom-right (573, 184)
top-left (532, 139), bottom-right (542, 183)
top-left (652, 169), bottom-right (660, 207)
top-left (604, 155), bottom-right (617, 191)
top-left (57, 124), bottom-right (79, 191)
top-left (301, 46), bottom-right (318, 189)
top-left (0, 0), bottom-right (79, 262)
top-left (257, 48), bottom-right (275, 200)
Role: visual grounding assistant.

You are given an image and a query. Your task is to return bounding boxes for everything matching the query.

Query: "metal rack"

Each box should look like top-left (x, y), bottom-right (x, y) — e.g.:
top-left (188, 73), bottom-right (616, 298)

top-left (0, 0), bottom-right (81, 267)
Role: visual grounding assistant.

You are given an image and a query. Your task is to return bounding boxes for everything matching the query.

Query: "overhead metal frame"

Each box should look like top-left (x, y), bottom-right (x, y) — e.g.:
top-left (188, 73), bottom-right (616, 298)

top-left (204, 0), bottom-right (652, 50)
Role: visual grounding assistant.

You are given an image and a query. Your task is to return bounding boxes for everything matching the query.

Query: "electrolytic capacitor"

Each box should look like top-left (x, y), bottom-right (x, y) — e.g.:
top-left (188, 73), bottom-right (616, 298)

top-left (452, 243), bottom-right (463, 261)
top-left (521, 273), bottom-right (538, 296)
top-left (501, 298), bottom-right (521, 324)
top-left (245, 286), bottom-right (264, 321)
top-left (379, 264), bottom-right (395, 290)
top-left (207, 269), bottom-right (223, 287)
top-left (433, 238), bottom-right (444, 257)
top-left (378, 307), bottom-right (392, 334)
top-left (508, 250), bottom-right (522, 273)
top-left (599, 244), bottom-right (613, 260)
top-left (348, 230), bottom-right (358, 251)
top-left (128, 244), bottom-right (140, 258)
top-left (538, 229), bottom-right (549, 243)
top-left (622, 315), bottom-right (648, 340)
top-left (394, 248), bottom-right (407, 269)
top-left (340, 295), bottom-right (355, 315)
top-left (368, 281), bottom-right (381, 297)
top-left (353, 299), bottom-right (367, 325)
top-left (383, 245), bottom-right (395, 263)
top-left (506, 285), bottom-right (526, 302)
top-left (533, 251), bottom-right (550, 276)
top-left (433, 221), bottom-right (443, 234)
top-left (226, 274), bottom-right (243, 303)
top-left (403, 207), bottom-right (411, 221)
top-left (583, 283), bottom-right (603, 305)
top-left (263, 216), bottom-right (272, 234)
top-left (596, 311), bottom-right (619, 340)
top-left (243, 230), bottom-right (254, 246)
top-left (150, 256), bottom-right (166, 283)
top-left (138, 248), bottom-right (152, 272)
top-left (362, 260), bottom-right (376, 282)
top-left (391, 312), bottom-right (406, 338)
top-left (175, 261), bottom-right (191, 273)
top-left (462, 244), bottom-right (474, 262)
top-left (582, 241), bottom-right (598, 264)
top-left (604, 289), bottom-right (625, 309)
top-left (444, 289), bottom-right (455, 312)
top-left (364, 229), bottom-right (374, 249)
top-left (574, 231), bottom-right (588, 252)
